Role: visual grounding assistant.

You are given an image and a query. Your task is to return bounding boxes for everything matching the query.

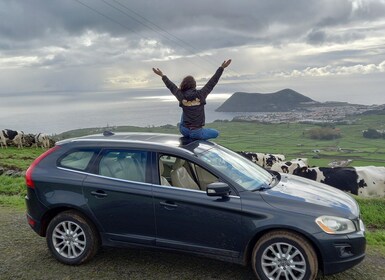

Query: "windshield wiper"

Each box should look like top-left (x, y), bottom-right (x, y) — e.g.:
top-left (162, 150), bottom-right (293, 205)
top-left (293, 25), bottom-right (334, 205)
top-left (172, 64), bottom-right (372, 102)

top-left (260, 185), bottom-right (273, 191)
top-left (269, 171), bottom-right (281, 187)
top-left (251, 184), bottom-right (273, 192)
top-left (270, 174), bottom-right (277, 186)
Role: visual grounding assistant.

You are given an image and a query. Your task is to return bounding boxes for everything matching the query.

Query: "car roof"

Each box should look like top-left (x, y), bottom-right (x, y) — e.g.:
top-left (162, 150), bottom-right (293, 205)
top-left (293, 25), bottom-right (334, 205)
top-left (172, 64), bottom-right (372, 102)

top-left (56, 132), bottom-right (217, 153)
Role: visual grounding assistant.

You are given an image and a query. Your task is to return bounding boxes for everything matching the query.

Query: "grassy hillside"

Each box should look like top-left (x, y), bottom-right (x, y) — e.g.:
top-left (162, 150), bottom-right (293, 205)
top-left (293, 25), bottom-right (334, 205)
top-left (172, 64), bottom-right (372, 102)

top-left (54, 115), bottom-right (385, 167)
top-left (212, 115), bottom-right (385, 167)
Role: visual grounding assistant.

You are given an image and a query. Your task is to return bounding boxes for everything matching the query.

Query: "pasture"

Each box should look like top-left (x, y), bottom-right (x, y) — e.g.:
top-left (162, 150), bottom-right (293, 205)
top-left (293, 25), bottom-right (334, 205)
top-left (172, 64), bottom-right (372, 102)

top-left (56, 114), bottom-right (385, 167)
top-left (211, 115), bottom-right (385, 167)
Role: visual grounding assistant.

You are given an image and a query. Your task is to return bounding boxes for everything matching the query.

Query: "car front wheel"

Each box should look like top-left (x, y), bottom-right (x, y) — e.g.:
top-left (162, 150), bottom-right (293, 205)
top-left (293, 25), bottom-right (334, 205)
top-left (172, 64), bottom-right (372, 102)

top-left (252, 230), bottom-right (318, 280)
top-left (46, 210), bottom-right (100, 265)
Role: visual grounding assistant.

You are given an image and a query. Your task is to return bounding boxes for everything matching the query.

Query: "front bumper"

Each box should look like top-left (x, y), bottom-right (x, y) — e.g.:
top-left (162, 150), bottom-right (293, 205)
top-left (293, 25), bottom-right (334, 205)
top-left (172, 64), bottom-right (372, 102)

top-left (315, 230), bottom-right (366, 275)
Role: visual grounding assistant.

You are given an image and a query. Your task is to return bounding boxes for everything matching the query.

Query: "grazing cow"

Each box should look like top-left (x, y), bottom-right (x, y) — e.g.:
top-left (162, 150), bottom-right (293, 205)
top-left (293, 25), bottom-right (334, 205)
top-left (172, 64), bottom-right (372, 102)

top-left (238, 151), bottom-right (385, 197)
top-left (291, 158), bottom-right (309, 166)
top-left (238, 151), bottom-right (265, 166)
top-left (1, 129), bottom-right (24, 148)
top-left (270, 158), bottom-right (309, 174)
top-left (0, 131), bottom-right (6, 148)
top-left (238, 151), bottom-right (285, 168)
top-left (35, 133), bottom-right (50, 149)
top-left (289, 165), bottom-right (385, 197)
top-left (268, 158), bottom-right (384, 197)
top-left (353, 166), bottom-right (385, 197)
top-left (264, 154), bottom-right (286, 168)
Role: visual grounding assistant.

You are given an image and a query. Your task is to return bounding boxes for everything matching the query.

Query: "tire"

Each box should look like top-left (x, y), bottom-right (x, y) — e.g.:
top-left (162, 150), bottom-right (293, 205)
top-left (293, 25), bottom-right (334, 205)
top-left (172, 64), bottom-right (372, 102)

top-left (252, 230), bottom-right (318, 280)
top-left (46, 210), bottom-right (100, 265)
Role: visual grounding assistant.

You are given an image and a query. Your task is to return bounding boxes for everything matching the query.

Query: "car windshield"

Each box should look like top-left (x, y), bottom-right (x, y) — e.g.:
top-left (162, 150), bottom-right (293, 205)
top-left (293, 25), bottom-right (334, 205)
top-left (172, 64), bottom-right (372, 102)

top-left (196, 144), bottom-right (273, 191)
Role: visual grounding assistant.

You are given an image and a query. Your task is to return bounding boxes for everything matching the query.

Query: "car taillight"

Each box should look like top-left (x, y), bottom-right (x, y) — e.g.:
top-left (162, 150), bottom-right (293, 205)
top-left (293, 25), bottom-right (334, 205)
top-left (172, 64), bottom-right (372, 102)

top-left (26, 146), bottom-right (60, 189)
top-left (27, 215), bottom-right (36, 227)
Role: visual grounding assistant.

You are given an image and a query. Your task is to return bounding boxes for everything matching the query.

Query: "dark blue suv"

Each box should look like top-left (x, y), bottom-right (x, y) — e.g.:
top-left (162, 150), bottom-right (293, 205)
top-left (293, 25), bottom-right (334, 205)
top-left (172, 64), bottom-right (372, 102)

top-left (25, 132), bottom-right (365, 279)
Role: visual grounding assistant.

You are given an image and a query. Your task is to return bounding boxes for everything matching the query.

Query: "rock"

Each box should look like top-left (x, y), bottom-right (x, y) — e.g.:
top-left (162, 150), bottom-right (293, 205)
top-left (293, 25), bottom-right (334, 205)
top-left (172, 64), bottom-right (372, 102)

top-left (0, 166), bottom-right (25, 177)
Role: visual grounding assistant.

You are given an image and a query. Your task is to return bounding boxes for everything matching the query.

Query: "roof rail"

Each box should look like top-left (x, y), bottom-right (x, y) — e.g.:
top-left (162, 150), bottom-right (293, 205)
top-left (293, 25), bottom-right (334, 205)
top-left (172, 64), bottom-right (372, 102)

top-left (103, 130), bottom-right (114, 136)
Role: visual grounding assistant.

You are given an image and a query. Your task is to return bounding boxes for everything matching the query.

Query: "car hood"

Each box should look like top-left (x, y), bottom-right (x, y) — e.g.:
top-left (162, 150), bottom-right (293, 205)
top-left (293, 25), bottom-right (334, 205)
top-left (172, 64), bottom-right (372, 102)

top-left (260, 173), bottom-right (359, 219)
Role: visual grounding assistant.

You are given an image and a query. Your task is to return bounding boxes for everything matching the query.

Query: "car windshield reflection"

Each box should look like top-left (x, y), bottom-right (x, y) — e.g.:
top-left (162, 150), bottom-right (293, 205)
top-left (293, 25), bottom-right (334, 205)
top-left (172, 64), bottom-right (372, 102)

top-left (196, 145), bottom-right (272, 191)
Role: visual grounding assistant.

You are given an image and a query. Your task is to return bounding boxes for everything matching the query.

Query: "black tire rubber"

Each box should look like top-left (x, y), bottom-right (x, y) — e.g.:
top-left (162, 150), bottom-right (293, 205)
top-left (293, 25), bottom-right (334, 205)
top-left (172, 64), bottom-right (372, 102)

top-left (46, 210), bottom-right (100, 265)
top-left (252, 230), bottom-right (318, 280)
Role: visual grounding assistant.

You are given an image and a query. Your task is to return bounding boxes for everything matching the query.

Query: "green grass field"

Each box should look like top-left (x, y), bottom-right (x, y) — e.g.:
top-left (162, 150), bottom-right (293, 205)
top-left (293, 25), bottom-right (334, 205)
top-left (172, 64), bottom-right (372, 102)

top-left (211, 115), bottom-right (385, 167)
top-left (1, 115), bottom-right (384, 251)
top-left (55, 115), bottom-right (385, 167)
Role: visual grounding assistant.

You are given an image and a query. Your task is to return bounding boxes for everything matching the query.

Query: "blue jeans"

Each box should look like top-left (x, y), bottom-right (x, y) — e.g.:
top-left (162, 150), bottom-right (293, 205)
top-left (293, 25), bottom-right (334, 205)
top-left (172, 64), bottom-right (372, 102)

top-left (179, 123), bottom-right (219, 140)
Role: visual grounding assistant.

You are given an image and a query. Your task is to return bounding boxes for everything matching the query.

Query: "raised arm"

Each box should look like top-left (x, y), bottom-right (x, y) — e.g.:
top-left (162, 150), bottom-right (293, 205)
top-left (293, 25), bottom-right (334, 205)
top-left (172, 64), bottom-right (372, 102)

top-left (200, 59), bottom-right (231, 96)
top-left (152, 67), bottom-right (179, 95)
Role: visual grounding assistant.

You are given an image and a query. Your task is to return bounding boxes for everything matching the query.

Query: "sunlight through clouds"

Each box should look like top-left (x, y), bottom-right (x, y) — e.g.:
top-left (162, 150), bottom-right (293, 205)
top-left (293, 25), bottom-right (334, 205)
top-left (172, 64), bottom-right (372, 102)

top-left (275, 60), bottom-right (385, 78)
top-left (0, 56), bottom-right (39, 68)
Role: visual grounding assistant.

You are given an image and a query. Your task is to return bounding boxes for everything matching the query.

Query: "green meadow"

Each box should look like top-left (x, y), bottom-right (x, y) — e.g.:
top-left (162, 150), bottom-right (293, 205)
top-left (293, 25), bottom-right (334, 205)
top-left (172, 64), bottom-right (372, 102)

top-left (212, 115), bottom-right (385, 167)
top-left (58, 114), bottom-right (385, 166)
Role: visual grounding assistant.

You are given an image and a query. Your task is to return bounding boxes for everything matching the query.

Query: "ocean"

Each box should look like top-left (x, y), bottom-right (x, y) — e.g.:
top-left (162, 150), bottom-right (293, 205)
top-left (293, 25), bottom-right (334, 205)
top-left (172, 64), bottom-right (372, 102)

top-left (0, 90), bottom-right (240, 135)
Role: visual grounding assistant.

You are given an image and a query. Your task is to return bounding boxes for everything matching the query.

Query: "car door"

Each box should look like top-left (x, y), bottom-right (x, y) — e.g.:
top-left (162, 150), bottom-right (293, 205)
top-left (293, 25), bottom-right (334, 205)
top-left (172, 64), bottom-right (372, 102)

top-left (153, 155), bottom-right (244, 258)
top-left (83, 149), bottom-right (156, 245)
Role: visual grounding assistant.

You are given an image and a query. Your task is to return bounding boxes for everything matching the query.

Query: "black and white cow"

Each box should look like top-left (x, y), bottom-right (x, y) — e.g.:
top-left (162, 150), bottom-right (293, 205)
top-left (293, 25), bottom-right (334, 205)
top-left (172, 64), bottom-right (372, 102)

top-left (354, 166), bottom-right (385, 197)
top-left (1, 129), bottom-right (24, 148)
top-left (35, 133), bottom-right (50, 149)
top-left (0, 131), bottom-right (6, 148)
top-left (238, 151), bottom-right (285, 168)
top-left (239, 151), bottom-right (385, 197)
top-left (270, 158), bottom-right (309, 174)
top-left (265, 154), bottom-right (286, 168)
top-left (272, 162), bottom-right (385, 197)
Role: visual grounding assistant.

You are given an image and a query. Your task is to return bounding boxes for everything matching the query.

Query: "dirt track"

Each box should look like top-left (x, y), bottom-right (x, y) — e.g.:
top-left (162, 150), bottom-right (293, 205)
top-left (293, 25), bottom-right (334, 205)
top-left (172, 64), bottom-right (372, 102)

top-left (1, 207), bottom-right (384, 280)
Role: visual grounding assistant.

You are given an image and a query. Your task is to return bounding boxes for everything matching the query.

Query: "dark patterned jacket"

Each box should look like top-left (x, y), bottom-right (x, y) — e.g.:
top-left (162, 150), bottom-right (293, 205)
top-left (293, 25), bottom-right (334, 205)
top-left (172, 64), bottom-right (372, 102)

top-left (162, 67), bottom-right (224, 128)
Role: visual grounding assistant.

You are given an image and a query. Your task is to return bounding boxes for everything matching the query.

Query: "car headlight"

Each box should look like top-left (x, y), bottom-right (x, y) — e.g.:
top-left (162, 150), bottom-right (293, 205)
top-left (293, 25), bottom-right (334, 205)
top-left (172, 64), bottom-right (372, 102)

top-left (315, 216), bottom-right (356, 234)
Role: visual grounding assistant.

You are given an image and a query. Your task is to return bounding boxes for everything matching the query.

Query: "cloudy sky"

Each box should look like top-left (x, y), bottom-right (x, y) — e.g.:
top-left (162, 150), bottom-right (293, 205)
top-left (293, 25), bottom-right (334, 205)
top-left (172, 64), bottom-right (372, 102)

top-left (1, 0), bottom-right (385, 132)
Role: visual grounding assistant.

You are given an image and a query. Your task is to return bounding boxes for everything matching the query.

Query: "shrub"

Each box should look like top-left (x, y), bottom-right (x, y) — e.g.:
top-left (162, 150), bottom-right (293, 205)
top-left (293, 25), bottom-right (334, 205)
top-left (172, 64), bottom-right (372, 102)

top-left (363, 128), bottom-right (383, 139)
top-left (307, 127), bottom-right (341, 140)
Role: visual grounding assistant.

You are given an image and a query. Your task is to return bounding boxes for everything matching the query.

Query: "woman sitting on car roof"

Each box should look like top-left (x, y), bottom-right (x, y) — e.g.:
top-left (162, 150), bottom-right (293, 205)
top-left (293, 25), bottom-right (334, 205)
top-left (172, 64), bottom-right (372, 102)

top-left (152, 59), bottom-right (231, 140)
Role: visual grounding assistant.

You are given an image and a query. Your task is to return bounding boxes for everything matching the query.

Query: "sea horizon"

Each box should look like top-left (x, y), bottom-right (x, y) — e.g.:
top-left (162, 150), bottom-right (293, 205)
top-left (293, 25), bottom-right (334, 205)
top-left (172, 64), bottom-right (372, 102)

top-left (2, 87), bottom-right (384, 136)
top-left (0, 90), bottom-right (238, 135)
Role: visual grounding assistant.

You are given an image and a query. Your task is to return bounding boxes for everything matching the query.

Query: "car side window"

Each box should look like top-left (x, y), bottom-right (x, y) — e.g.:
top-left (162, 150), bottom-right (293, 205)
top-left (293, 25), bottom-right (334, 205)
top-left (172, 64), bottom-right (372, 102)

top-left (159, 155), bottom-right (218, 191)
top-left (98, 150), bottom-right (147, 183)
top-left (59, 150), bottom-right (96, 171)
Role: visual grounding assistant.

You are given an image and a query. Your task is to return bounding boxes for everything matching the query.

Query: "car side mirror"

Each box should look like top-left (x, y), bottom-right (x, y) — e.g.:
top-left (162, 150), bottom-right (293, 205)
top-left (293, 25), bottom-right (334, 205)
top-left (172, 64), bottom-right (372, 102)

top-left (206, 182), bottom-right (230, 198)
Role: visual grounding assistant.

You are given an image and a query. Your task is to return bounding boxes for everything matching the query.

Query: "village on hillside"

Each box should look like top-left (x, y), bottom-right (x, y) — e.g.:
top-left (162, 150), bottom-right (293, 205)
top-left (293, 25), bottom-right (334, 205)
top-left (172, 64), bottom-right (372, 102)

top-left (231, 103), bottom-right (385, 124)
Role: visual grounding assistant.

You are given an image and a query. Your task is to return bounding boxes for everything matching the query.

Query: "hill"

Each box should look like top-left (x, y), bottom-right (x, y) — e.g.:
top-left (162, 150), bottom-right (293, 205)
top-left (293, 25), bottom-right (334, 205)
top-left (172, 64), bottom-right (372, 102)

top-left (216, 88), bottom-right (318, 112)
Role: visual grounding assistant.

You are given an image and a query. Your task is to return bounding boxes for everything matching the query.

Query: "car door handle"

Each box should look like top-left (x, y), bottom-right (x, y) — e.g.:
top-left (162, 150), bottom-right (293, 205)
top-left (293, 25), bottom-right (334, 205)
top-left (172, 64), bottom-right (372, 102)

top-left (160, 201), bottom-right (178, 209)
top-left (91, 190), bottom-right (108, 198)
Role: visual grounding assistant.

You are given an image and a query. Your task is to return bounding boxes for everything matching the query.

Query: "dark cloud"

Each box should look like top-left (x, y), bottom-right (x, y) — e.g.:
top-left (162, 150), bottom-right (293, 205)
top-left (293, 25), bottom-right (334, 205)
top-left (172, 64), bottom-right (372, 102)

top-left (0, 0), bottom-right (384, 99)
top-left (305, 28), bottom-right (365, 45)
top-left (306, 29), bottom-right (327, 45)
top-left (2, 0), bottom-right (384, 53)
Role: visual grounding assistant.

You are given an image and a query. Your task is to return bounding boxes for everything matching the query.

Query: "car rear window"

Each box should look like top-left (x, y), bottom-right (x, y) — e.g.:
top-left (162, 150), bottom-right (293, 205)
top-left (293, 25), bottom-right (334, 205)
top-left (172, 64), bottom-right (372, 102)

top-left (59, 150), bottom-right (96, 171)
top-left (98, 150), bottom-right (147, 182)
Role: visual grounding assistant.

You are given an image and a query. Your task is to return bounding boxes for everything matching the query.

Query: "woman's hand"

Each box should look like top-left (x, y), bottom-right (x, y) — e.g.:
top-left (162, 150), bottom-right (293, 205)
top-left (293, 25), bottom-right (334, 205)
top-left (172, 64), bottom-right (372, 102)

top-left (152, 68), bottom-right (164, 76)
top-left (221, 59), bottom-right (232, 68)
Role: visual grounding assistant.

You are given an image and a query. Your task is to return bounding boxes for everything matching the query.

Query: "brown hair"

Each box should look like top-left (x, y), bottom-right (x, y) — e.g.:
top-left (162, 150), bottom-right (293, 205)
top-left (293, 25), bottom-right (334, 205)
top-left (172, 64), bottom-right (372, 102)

top-left (180, 76), bottom-right (196, 92)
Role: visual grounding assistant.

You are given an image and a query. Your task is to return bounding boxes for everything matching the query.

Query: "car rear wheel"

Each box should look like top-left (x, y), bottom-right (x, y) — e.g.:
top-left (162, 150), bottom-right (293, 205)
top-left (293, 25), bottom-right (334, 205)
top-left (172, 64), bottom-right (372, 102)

top-left (46, 210), bottom-right (100, 265)
top-left (252, 230), bottom-right (318, 280)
